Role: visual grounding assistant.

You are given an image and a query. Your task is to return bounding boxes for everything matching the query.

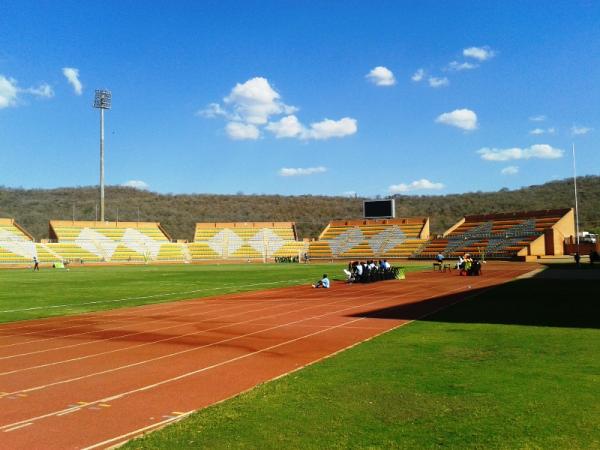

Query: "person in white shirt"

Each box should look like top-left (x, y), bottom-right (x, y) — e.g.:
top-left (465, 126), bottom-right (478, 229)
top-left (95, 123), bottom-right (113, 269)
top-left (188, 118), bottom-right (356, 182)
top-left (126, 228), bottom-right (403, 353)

top-left (312, 274), bottom-right (330, 288)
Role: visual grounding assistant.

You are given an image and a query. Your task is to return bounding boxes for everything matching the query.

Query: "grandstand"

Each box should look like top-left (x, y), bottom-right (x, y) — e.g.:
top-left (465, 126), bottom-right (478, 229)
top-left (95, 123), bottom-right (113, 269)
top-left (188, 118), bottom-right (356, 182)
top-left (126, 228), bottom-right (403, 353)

top-left (0, 218), bottom-right (61, 265)
top-left (308, 218), bottom-right (429, 260)
top-left (48, 220), bottom-right (186, 263)
top-left (414, 208), bottom-right (574, 260)
top-left (189, 222), bottom-right (306, 261)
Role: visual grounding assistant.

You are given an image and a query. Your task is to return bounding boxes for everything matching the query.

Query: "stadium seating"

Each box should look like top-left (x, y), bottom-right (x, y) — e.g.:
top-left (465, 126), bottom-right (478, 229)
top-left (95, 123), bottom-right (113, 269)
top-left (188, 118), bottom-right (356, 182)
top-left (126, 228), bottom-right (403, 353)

top-left (0, 218), bottom-right (37, 264)
top-left (49, 220), bottom-right (179, 263)
top-left (192, 222), bottom-right (306, 261)
top-left (414, 209), bottom-right (574, 259)
top-left (308, 218), bottom-right (429, 259)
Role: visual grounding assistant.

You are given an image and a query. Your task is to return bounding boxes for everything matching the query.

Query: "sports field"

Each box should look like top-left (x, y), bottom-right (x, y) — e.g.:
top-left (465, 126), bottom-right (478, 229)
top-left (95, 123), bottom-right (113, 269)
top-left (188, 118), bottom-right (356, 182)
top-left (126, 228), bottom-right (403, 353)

top-left (123, 264), bottom-right (600, 449)
top-left (0, 263), bottom-right (396, 323)
top-left (1, 262), bottom-right (598, 449)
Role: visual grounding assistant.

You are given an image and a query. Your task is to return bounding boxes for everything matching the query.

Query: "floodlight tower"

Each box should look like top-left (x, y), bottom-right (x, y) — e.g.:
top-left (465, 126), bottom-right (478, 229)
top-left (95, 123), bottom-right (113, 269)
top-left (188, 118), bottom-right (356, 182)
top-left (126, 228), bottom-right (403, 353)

top-left (93, 89), bottom-right (112, 222)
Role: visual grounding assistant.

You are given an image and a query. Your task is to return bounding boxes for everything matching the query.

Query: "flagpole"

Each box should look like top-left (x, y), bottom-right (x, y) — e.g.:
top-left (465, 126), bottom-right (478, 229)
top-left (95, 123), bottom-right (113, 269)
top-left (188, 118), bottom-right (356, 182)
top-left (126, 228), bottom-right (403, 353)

top-left (572, 143), bottom-right (580, 253)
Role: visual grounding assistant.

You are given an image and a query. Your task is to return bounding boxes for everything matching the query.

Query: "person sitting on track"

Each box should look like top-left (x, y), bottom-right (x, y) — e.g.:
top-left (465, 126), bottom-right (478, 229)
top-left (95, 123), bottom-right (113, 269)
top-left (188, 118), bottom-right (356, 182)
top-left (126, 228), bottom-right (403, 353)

top-left (312, 274), bottom-right (330, 288)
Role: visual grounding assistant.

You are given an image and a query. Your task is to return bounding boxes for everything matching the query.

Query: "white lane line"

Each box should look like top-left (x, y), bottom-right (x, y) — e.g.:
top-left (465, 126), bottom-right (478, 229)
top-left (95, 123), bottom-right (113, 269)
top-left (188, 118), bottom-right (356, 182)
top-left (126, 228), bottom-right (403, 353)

top-left (56, 409), bottom-right (79, 417)
top-left (0, 280), bottom-right (368, 362)
top-left (0, 291), bottom-right (340, 375)
top-left (0, 297), bottom-right (256, 354)
top-left (84, 274), bottom-right (516, 450)
top-left (82, 412), bottom-right (194, 450)
top-left (0, 283), bottom-right (394, 393)
top-left (0, 274), bottom-right (504, 432)
top-left (0, 277), bottom-right (313, 341)
top-left (3, 422), bottom-right (33, 432)
top-left (0, 278), bottom-right (312, 315)
top-left (0, 278), bottom-right (333, 357)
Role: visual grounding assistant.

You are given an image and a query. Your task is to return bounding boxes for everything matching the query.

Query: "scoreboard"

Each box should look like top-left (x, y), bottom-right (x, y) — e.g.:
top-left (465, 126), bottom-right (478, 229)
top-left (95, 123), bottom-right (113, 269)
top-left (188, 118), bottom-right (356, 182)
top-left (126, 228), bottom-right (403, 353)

top-left (363, 199), bottom-right (395, 218)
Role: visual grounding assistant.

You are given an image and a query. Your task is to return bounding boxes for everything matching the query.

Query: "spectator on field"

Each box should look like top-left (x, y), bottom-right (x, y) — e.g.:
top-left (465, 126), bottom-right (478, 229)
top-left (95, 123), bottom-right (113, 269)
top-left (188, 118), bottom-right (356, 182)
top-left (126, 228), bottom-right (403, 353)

top-left (312, 274), bottom-right (330, 289)
top-left (460, 255), bottom-right (472, 276)
top-left (33, 256), bottom-right (39, 271)
top-left (574, 252), bottom-right (581, 267)
top-left (590, 250), bottom-right (599, 265)
top-left (343, 262), bottom-right (355, 283)
top-left (383, 259), bottom-right (391, 270)
top-left (468, 258), bottom-right (482, 276)
top-left (456, 255), bottom-right (464, 270)
top-left (435, 252), bottom-right (445, 263)
top-left (356, 261), bottom-right (364, 279)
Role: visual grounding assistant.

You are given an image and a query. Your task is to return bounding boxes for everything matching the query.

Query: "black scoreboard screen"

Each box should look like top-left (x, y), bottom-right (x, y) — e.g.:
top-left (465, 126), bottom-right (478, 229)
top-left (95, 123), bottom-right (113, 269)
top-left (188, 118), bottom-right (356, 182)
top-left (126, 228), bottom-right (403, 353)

top-left (363, 199), bottom-right (395, 218)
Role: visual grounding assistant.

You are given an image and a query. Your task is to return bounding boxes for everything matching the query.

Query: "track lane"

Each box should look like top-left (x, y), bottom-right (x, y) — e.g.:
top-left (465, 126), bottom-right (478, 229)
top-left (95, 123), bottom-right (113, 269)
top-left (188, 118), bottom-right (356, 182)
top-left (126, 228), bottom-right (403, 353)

top-left (0, 264), bottom-right (535, 449)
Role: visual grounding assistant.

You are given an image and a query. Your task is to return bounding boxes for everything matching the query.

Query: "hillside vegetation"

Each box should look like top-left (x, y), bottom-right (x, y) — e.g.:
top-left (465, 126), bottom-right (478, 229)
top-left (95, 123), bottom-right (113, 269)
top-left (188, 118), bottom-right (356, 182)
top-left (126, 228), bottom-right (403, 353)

top-left (0, 176), bottom-right (598, 241)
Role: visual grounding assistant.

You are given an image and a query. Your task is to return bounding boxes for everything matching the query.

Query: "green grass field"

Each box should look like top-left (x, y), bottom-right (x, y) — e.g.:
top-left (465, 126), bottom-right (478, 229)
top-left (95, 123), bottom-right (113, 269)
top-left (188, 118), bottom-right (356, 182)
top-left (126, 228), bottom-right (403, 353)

top-left (0, 262), bottom-right (427, 323)
top-left (1, 262), bottom-right (598, 448)
top-left (0, 263), bottom-right (337, 323)
top-left (123, 269), bottom-right (600, 449)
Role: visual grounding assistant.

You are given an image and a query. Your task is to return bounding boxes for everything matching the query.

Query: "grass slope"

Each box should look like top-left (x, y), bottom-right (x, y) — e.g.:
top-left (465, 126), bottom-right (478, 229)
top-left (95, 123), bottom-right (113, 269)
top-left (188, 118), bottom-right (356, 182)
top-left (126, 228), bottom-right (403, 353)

top-left (1, 175), bottom-right (599, 240)
top-left (125, 275), bottom-right (600, 449)
top-left (0, 263), bottom-right (426, 323)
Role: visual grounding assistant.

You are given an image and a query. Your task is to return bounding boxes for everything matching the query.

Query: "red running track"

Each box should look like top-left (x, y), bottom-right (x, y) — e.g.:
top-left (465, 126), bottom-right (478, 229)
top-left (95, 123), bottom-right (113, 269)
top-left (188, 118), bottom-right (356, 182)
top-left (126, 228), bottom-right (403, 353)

top-left (0, 263), bottom-right (535, 449)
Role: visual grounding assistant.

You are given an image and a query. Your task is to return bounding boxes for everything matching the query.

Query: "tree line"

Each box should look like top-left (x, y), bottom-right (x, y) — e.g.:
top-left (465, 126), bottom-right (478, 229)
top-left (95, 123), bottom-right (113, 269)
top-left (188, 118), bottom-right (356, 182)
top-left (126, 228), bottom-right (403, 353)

top-left (1, 175), bottom-right (598, 241)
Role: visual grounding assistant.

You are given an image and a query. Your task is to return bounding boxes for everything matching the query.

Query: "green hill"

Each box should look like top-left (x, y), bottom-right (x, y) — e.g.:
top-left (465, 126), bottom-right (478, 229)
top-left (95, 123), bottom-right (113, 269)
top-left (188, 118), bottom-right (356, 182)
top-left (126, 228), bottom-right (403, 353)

top-left (1, 176), bottom-right (598, 241)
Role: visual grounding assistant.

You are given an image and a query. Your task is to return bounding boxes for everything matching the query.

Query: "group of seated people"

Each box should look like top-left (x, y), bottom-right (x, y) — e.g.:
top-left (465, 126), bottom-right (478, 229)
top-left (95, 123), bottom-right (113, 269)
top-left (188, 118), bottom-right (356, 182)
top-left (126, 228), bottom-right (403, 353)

top-left (343, 260), bottom-right (399, 283)
top-left (274, 256), bottom-right (299, 263)
top-left (435, 252), bottom-right (482, 276)
top-left (456, 254), bottom-right (482, 276)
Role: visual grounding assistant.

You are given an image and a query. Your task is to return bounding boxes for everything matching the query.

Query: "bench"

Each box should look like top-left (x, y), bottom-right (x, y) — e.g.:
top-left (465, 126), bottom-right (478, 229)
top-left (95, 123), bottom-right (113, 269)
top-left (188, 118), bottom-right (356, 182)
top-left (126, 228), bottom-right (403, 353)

top-left (433, 262), bottom-right (452, 272)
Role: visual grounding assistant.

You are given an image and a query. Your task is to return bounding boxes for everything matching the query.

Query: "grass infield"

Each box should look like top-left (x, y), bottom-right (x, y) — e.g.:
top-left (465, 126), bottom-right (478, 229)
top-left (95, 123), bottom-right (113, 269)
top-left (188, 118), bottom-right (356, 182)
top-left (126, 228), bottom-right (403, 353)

top-left (0, 262), bottom-right (427, 323)
top-left (124, 271), bottom-right (600, 449)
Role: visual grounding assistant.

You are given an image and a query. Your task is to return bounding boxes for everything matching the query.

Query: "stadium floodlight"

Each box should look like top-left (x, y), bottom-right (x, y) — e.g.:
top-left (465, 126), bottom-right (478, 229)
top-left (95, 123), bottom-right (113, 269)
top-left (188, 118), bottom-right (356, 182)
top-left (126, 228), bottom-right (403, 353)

top-left (93, 89), bottom-right (112, 222)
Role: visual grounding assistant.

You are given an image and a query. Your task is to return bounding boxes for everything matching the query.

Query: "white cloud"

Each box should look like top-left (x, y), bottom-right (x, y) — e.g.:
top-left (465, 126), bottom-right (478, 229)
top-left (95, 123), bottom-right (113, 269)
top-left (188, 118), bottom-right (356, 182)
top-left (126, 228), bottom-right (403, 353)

top-left (366, 66), bottom-right (396, 86)
top-left (389, 179), bottom-right (445, 194)
top-left (571, 125), bottom-right (592, 135)
top-left (279, 166), bottom-right (327, 177)
top-left (225, 122), bottom-right (260, 140)
top-left (62, 67), bottom-right (82, 95)
top-left (411, 68), bottom-right (425, 82)
top-left (343, 191), bottom-right (357, 197)
top-left (428, 76), bottom-right (449, 88)
top-left (197, 102), bottom-right (229, 118)
top-left (303, 117), bottom-right (357, 140)
top-left (122, 180), bottom-right (149, 190)
top-left (501, 166), bottom-right (519, 175)
top-left (529, 127), bottom-right (556, 135)
top-left (463, 46), bottom-right (496, 61)
top-left (0, 75), bottom-right (19, 108)
top-left (266, 115), bottom-right (304, 138)
top-left (477, 144), bottom-right (563, 161)
top-left (435, 108), bottom-right (478, 130)
top-left (223, 77), bottom-right (296, 125)
top-left (1, 75), bottom-right (54, 107)
top-left (446, 61), bottom-right (479, 71)
top-left (266, 115), bottom-right (357, 140)
top-left (202, 76), bottom-right (356, 142)
top-left (25, 83), bottom-right (54, 98)
top-left (529, 115), bottom-right (546, 122)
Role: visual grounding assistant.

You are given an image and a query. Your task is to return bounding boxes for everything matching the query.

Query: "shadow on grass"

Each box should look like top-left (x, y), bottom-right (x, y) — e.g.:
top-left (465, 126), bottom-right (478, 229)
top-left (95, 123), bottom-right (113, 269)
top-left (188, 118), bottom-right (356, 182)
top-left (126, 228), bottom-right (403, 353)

top-left (350, 270), bottom-right (600, 329)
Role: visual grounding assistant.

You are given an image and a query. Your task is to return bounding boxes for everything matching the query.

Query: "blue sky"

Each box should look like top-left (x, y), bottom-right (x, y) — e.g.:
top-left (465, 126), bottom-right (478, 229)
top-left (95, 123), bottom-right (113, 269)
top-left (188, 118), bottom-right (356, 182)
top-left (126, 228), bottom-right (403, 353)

top-left (1, 1), bottom-right (598, 197)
